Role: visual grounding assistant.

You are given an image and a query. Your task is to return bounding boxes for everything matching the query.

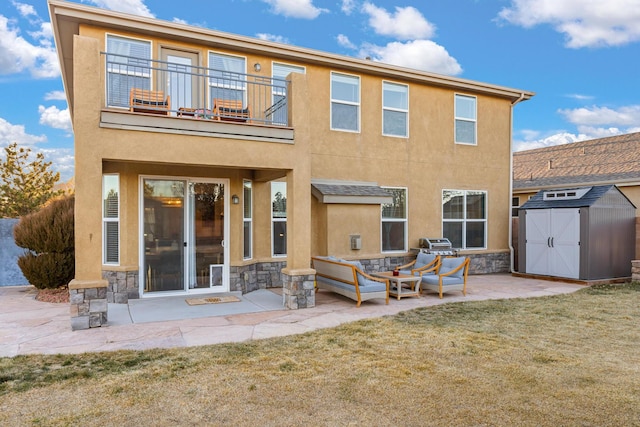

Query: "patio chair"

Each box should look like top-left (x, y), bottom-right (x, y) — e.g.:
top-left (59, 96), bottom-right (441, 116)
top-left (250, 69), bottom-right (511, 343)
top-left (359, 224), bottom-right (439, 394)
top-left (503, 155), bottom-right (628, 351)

top-left (212, 98), bottom-right (251, 122)
top-left (421, 256), bottom-right (469, 298)
top-left (129, 88), bottom-right (170, 115)
top-left (396, 252), bottom-right (440, 277)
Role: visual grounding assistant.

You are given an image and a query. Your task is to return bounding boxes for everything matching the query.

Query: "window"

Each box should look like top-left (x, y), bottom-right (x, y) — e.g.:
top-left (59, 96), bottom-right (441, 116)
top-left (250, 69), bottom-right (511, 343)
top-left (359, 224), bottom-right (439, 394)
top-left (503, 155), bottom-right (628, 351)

top-left (442, 190), bottom-right (486, 249)
top-left (271, 181), bottom-right (287, 256)
top-left (511, 196), bottom-right (520, 217)
top-left (455, 94), bottom-right (477, 145)
top-left (209, 52), bottom-right (246, 105)
top-left (383, 81), bottom-right (408, 137)
top-left (243, 180), bottom-right (252, 260)
top-left (331, 72), bottom-right (360, 132)
top-left (381, 187), bottom-right (407, 252)
top-left (103, 174), bottom-right (120, 264)
top-left (271, 62), bottom-right (305, 125)
top-left (106, 35), bottom-right (151, 108)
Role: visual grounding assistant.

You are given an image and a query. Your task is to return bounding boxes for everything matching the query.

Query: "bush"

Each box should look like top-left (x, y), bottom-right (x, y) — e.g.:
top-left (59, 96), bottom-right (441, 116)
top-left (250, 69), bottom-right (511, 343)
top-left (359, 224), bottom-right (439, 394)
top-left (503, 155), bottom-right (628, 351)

top-left (14, 196), bottom-right (74, 289)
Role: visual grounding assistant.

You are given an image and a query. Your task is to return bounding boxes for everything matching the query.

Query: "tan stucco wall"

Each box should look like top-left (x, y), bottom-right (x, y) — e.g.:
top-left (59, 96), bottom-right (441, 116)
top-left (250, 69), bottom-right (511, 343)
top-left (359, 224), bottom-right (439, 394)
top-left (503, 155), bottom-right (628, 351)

top-left (71, 25), bottom-right (518, 283)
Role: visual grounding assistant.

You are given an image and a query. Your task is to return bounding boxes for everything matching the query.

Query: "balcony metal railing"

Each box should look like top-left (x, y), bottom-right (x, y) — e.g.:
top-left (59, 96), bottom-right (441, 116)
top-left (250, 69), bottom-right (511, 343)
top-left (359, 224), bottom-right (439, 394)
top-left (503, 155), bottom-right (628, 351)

top-left (103, 52), bottom-right (291, 127)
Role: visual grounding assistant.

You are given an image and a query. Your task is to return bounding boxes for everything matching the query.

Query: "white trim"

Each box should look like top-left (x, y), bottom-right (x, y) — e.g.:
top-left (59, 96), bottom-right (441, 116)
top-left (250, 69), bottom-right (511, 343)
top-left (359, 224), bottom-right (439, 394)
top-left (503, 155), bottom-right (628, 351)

top-left (454, 93), bottom-right (477, 146)
top-left (102, 173), bottom-right (120, 266)
top-left (381, 186), bottom-right (408, 253)
top-left (243, 179), bottom-right (253, 260)
top-left (330, 71), bottom-right (361, 133)
top-left (271, 181), bottom-right (287, 257)
top-left (442, 189), bottom-right (488, 250)
top-left (138, 175), bottom-right (230, 297)
top-left (382, 80), bottom-right (409, 138)
top-left (105, 33), bottom-right (153, 109)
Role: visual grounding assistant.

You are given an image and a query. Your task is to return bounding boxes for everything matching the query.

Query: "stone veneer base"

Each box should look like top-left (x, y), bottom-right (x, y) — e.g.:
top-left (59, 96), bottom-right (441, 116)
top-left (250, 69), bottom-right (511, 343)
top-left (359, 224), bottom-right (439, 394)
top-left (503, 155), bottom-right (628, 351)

top-left (69, 280), bottom-right (108, 330)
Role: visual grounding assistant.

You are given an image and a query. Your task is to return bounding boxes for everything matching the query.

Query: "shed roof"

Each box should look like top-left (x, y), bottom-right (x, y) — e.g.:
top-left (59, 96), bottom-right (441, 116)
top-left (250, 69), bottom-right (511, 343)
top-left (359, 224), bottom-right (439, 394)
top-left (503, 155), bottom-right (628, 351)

top-left (513, 132), bottom-right (640, 190)
top-left (311, 180), bottom-right (393, 204)
top-left (519, 185), bottom-right (620, 210)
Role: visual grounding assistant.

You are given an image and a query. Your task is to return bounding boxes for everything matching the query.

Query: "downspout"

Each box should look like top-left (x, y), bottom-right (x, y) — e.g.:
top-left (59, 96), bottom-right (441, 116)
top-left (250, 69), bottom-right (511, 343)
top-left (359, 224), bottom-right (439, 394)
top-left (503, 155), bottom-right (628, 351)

top-left (509, 93), bottom-right (526, 273)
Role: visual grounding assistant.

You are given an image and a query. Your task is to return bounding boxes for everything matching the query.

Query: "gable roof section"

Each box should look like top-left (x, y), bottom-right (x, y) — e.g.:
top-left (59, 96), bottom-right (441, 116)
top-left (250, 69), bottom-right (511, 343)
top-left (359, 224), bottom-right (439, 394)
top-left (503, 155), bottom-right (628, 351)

top-left (520, 185), bottom-right (619, 209)
top-left (311, 180), bottom-right (393, 204)
top-left (513, 132), bottom-right (640, 191)
top-left (48, 0), bottom-right (534, 119)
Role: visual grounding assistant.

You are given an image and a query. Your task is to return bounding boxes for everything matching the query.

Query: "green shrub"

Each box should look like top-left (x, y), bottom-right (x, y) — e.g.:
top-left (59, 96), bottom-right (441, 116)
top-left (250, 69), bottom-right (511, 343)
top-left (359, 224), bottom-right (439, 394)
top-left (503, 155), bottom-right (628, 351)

top-left (14, 196), bottom-right (74, 289)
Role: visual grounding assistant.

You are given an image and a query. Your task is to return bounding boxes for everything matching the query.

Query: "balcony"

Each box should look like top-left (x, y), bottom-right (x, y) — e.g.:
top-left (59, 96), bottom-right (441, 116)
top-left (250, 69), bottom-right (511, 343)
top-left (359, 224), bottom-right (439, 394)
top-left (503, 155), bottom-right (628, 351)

top-left (100, 52), bottom-right (294, 142)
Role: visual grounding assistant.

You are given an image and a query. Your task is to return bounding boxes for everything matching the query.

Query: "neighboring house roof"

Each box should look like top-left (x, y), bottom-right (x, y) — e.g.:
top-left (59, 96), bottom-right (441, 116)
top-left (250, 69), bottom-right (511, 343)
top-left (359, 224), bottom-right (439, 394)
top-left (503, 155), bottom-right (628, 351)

top-left (513, 132), bottom-right (640, 191)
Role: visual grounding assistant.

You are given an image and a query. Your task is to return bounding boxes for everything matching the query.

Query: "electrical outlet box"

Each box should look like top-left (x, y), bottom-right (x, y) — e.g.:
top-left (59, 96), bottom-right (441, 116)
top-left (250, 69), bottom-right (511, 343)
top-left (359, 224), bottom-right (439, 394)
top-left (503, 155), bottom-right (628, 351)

top-left (350, 235), bottom-right (362, 250)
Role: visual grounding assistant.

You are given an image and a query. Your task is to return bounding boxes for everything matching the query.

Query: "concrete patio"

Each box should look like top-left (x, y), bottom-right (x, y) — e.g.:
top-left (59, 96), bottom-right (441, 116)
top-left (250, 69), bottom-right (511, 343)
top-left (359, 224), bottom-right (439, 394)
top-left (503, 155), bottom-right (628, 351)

top-left (0, 274), bottom-right (584, 357)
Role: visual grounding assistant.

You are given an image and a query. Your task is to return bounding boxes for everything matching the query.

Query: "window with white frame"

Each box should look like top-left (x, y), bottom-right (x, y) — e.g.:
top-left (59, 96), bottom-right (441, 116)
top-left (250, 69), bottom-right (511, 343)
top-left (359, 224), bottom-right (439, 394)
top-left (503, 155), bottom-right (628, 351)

top-left (455, 94), bottom-right (477, 145)
top-left (381, 187), bottom-right (407, 252)
top-left (243, 180), bottom-right (252, 260)
top-left (271, 181), bottom-right (287, 256)
top-left (103, 174), bottom-right (120, 264)
top-left (383, 81), bottom-right (408, 137)
top-left (442, 190), bottom-right (486, 249)
top-left (106, 35), bottom-right (151, 108)
top-left (209, 52), bottom-right (246, 106)
top-left (271, 62), bottom-right (305, 125)
top-left (511, 196), bottom-right (520, 217)
top-left (331, 72), bottom-right (360, 132)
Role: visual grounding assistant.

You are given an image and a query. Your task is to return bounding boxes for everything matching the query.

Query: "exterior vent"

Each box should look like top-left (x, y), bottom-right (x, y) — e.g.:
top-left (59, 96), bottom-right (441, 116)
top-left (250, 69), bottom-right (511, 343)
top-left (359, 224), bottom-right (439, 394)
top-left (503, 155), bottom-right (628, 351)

top-left (543, 187), bottom-right (592, 201)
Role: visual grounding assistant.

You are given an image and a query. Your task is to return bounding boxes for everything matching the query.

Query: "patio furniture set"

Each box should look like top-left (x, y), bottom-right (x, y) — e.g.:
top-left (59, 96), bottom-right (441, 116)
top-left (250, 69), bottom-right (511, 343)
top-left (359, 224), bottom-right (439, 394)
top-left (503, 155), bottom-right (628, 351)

top-left (311, 252), bottom-right (470, 307)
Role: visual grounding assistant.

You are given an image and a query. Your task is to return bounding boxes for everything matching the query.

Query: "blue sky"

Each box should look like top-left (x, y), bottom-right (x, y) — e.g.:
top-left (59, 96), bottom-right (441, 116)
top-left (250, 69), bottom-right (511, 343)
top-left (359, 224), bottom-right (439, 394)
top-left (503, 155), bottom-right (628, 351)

top-left (1, 0), bottom-right (639, 182)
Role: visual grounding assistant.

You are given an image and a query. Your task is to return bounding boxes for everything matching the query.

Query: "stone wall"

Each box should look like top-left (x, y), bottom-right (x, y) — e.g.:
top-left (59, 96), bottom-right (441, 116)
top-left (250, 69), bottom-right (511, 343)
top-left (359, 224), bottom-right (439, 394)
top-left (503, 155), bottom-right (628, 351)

top-left (0, 218), bottom-right (28, 286)
top-left (632, 260), bottom-right (640, 282)
top-left (103, 270), bottom-right (139, 303)
top-left (231, 261), bottom-right (287, 293)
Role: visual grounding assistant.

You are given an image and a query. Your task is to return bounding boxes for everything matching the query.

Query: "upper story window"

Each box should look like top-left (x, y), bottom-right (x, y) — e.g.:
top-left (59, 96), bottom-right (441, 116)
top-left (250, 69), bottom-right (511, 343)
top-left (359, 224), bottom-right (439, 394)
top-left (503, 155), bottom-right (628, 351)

top-left (442, 189), bottom-right (487, 249)
top-left (209, 52), bottom-right (246, 106)
top-left (331, 72), bottom-right (360, 132)
top-left (455, 94), bottom-right (477, 145)
top-left (106, 34), bottom-right (151, 108)
top-left (271, 62), bottom-right (305, 125)
top-left (382, 81), bottom-right (408, 137)
top-left (381, 187), bottom-right (407, 253)
top-left (512, 196), bottom-right (520, 217)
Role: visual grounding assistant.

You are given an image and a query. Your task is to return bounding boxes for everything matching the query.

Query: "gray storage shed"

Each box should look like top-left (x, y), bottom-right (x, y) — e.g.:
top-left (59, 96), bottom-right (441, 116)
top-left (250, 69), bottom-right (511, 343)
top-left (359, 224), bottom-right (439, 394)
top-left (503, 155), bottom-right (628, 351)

top-left (518, 185), bottom-right (636, 280)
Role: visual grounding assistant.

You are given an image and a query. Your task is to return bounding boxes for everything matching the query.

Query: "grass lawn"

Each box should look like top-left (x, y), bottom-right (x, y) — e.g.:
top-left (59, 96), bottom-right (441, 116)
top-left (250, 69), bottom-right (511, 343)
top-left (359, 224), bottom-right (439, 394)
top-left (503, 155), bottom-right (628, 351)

top-left (1, 282), bottom-right (639, 426)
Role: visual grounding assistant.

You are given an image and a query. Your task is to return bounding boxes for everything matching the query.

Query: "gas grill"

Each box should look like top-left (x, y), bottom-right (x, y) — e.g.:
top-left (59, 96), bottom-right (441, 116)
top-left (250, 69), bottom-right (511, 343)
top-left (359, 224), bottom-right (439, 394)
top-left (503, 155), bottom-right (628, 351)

top-left (418, 237), bottom-right (458, 255)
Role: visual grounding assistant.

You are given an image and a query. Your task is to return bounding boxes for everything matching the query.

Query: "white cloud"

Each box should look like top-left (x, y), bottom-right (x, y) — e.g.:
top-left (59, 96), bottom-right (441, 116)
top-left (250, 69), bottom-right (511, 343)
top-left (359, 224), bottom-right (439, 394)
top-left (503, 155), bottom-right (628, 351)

top-left (565, 94), bottom-right (594, 101)
top-left (341, 0), bottom-right (356, 15)
top-left (86, 0), bottom-right (154, 17)
top-left (38, 105), bottom-right (72, 132)
top-left (360, 40), bottom-right (462, 75)
top-left (337, 34), bottom-right (356, 49)
top-left (12, 1), bottom-right (37, 19)
top-left (0, 117), bottom-right (47, 148)
top-left (256, 33), bottom-right (290, 44)
top-left (558, 105), bottom-right (640, 127)
top-left (514, 104), bottom-right (640, 151)
top-left (498, 0), bottom-right (640, 48)
top-left (362, 2), bottom-right (435, 40)
top-left (40, 147), bottom-right (75, 182)
top-left (44, 90), bottom-right (66, 101)
top-left (262, 0), bottom-right (328, 19)
top-left (172, 17), bottom-right (188, 25)
top-left (0, 15), bottom-right (59, 78)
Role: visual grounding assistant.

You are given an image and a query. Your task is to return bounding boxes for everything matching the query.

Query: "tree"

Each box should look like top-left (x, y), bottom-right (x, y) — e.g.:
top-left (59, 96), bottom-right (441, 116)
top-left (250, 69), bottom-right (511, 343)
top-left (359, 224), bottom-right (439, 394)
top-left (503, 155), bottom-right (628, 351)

top-left (0, 142), bottom-right (63, 218)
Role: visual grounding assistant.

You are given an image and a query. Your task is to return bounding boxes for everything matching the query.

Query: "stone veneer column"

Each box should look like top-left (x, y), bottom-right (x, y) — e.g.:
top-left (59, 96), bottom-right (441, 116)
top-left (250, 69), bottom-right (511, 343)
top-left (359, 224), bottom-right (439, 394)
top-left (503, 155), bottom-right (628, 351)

top-left (281, 269), bottom-right (316, 309)
top-left (69, 279), bottom-right (108, 330)
top-left (632, 260), bottom-right (640, 282)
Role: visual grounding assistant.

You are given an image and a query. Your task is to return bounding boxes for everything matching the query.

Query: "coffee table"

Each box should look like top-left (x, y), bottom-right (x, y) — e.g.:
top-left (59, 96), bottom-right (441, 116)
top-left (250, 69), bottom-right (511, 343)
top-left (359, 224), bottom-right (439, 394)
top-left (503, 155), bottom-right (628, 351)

top-left (372, 271), bottom-right (421, 300)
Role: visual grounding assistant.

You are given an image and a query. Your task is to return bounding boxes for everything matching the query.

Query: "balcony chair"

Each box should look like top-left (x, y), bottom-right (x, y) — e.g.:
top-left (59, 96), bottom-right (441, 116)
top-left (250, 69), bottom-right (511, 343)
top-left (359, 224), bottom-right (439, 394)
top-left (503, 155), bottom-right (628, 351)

top-left (421, 256), bottom-right (469, 298)
top-left (396, 252), bottom-right (440, 278)
top-left (129, 88), bottom-right (170, 115)
top-left (212, 98), bottom-right (251, 122)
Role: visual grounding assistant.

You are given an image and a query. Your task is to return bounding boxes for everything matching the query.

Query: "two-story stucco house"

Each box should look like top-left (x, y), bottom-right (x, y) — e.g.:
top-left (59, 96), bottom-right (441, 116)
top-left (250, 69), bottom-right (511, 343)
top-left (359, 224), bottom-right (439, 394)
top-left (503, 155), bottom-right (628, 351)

top-left (49, 0), bottom-right (534, 319)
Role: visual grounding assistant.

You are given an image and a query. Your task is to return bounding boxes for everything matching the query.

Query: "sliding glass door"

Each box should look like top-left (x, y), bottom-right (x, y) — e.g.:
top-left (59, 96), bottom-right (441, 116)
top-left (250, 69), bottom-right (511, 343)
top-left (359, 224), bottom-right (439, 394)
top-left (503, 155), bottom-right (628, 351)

top-left (142, 177), bottom-right (228, 295)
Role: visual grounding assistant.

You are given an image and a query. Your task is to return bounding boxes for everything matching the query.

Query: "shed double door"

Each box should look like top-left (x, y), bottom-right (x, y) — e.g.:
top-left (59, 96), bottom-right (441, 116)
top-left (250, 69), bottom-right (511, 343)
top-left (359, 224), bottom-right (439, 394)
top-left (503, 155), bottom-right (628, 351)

top-left (525, 208), bottom-right (580, 279)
